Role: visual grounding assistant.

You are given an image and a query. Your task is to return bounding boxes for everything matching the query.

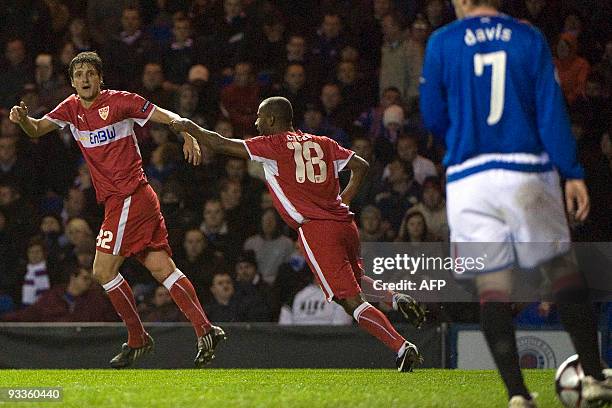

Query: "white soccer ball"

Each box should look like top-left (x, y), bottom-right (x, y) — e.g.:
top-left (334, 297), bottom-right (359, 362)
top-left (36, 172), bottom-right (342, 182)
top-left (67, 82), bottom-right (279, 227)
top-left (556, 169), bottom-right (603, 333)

top-left (555, 354), bottom-right (584, 407)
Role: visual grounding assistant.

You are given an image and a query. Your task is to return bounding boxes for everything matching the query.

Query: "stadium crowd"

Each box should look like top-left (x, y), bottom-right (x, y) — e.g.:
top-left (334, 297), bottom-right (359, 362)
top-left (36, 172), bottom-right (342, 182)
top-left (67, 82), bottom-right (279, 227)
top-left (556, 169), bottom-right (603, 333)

top-left (0, 0), bottom-right (610, 324)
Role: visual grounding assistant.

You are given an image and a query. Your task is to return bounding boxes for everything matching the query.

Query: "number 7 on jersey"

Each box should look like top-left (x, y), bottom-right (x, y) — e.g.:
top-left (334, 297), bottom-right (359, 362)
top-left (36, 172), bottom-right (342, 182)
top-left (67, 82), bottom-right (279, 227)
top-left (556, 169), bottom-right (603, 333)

top-left (474, 51), bottom-right (507, 126)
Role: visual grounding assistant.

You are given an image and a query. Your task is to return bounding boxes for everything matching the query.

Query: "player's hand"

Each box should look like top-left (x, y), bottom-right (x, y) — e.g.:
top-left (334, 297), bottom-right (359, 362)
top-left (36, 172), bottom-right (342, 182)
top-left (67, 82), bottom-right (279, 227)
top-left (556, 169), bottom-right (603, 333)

top-left (169, 118), bottom-right (191, 133)
top-left (564, 179), bottom-right (590, 222)
top-left (9, 101), bottom-right (29, 124)
top-left (183, 134), bottom-right (202, 166)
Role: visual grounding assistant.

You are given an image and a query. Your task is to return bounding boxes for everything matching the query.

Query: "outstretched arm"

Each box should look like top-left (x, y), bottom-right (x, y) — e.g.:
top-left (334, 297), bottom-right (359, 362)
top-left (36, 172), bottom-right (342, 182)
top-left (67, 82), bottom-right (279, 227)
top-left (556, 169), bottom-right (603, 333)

top-left (149, 107), bottom-right (202, 165)
top-left (340, 154), bottom-right (369, 205)
top-left (9, 102), bottom-right (59, 138)
top-left (169, 118), bottom-right (249, 159)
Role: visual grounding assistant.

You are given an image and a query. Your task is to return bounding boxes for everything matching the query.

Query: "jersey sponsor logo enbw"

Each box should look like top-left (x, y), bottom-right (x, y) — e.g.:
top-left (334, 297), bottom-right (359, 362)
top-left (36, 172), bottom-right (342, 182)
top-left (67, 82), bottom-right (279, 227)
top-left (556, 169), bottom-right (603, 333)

top-left (85, 126), bottom-right (116, 145)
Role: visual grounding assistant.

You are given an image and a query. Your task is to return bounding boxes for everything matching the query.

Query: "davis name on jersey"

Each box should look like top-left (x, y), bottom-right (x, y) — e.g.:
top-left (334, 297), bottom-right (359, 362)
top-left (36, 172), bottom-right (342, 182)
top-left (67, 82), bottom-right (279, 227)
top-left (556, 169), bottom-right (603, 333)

top-left (243, 130), bottom-right (355, 229)
top-left (44, 90), bottom-right (156, 202)
top-left (420, 14), bottom-right (584, 183)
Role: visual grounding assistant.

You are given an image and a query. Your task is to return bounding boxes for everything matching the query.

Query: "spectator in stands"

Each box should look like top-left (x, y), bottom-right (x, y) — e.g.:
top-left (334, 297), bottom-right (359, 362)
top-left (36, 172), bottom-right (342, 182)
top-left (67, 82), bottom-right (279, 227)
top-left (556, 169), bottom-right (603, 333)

top-left (243, 208), bottom-right (294, 285)
top-left (233, 250), bottom-right (273, 321)
top-left (175, 228), bottom-right (225, 303)
top-left (374, 104), bottom-right (406, 161)
top-left (359, 205), bottom-right (387, 242)
top-left (0, 39), bottom-right (32, 110)
top-left (188, 64), bottom-right (219, 125)
top-left (0, 182), bottom-right (37, 256)
top-left (278, 275), bottom-right (352, 325)
top-left (249, 14), bottom-right (286, 78)
top-left (283, 34), bottom-right (322, 84)
top-left (140, 286), bottom-right (186, 322)
top-left (219, 178), bottom-right (253, 238)
top-left (355, 86), bottom-right (403, 142)
top-left (379, 13), bottom-right (421, 106)
top-left (406, 177), bottom-right (448, 241)
top-left (375, 159), bottom-right (421, 232)
top-left (58, 217), bottom-right (94, 267)
top-left (57, 42), bottom-right (76, 83)
top-left (335, 61), bottom-right (372, 118)
top-left (555, 32), bottom-right (591, 105)
top-left (34, 53), bottom-right (72, 110)
top-left (424, 0), bottom-right (453, 30)
top-left (320, 82), bottom-right (353, 134)
top-left (311, 13), bottom-right (348, 73)
top-left (395, 211), bottom-right (438, 243)
top-left (223, 157), bottom-right (265, 208)
top-left (212, 0), bottom-right (249, 72)
top-left (163, 17), bottom-right (197, 88)
top-left (299, 102), bottom-right (349, 148)
top-left (339, 136), bottom-right (383, 215)
top-left (1, 266), bottom-right (118, 322)
top-left (145, 142), bottom-right (181, 185)
top-left (403, 14), bottom-right (431, 112)
top-left (60, 187), bottom-right (88, 225)
top-left (39, 214), bottom-right (64, 266)
top-left (220, 61), bottom-right (261, 137)
top-left (0, 134), bottom-right (41, 200)
top-left (200, 198), bottom-right (242, 262)
top-left (104, 6), bottom-right (159, 90)
top-left (21, 237), bottom-right (52, 307)
top-left (205, 271), bottom-right (239, 322)
top-left (383, 134), bottom-right (438, 185)
top-left (174, 84), bottom-right (208, 128)
top-left (65, 18), bottom-right (96, 53)
top-left (138, 63), bottom-right (174, 110)
top-left (277, 63), bottom-right (311, 124)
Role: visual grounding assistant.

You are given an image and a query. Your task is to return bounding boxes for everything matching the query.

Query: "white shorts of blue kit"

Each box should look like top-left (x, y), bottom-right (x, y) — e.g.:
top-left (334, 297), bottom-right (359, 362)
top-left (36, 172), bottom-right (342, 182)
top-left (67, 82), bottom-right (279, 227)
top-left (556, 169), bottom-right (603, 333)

top-left (446, 168), bottom-right (570, 277)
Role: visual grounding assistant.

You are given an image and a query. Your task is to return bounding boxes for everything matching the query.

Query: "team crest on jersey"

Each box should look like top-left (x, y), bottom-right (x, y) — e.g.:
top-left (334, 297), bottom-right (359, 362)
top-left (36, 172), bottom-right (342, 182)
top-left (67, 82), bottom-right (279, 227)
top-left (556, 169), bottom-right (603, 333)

top-left (98, 106), bottom-right (109, 120)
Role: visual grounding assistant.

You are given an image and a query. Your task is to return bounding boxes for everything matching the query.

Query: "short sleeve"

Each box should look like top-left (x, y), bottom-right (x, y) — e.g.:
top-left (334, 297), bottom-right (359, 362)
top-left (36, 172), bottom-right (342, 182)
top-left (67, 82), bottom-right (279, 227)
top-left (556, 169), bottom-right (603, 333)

top-left (44, 96), bottom-right (74, 129)
top-left (243, 136), bottom-right (277, 162)
top-left (119, 92), bottom-right (156, 127)
top-left (330, 139), bottom-right (355, 173)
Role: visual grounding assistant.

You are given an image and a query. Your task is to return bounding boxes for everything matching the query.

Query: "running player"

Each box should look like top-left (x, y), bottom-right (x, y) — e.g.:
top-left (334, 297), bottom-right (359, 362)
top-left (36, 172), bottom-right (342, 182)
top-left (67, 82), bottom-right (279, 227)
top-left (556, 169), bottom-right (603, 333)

top-left (9, 51), bottom-right (225, 368)
top-left (170, 96), bottom-right (426, 372)
top-left (420, 1), bottom-right (611, 406)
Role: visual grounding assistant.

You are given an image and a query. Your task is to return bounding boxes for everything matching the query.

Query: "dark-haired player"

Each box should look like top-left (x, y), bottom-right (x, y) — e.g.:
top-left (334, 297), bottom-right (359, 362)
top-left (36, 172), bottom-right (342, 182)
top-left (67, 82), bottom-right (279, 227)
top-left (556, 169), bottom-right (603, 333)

top-left (170, 96), bottom-right (426, 372)
top-left (10, 51), bottom-right (225, 368)
top-left (420, 0), bottom-right (611, 406)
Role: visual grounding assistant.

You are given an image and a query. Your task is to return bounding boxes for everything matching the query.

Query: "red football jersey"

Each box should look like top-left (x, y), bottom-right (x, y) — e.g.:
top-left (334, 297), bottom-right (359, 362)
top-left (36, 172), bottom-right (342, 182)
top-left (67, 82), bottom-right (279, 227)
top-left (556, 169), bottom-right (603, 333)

top-left (243, 130), bottom-right (355, 229)
top-left (45, 90), bottom-right (155, 203)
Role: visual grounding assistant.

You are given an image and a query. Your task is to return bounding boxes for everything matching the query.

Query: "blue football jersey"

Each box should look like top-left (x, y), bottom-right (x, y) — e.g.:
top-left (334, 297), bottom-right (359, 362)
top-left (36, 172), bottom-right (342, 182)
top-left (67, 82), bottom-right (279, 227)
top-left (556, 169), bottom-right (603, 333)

top-left (420, 14), bottom-right (584, 182)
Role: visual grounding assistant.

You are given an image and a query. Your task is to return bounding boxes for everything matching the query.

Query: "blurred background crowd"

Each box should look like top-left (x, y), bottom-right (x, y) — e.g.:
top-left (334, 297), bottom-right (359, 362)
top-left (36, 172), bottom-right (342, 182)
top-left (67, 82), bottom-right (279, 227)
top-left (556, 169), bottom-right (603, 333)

top-left (0, 0), bottom-right (610, 325)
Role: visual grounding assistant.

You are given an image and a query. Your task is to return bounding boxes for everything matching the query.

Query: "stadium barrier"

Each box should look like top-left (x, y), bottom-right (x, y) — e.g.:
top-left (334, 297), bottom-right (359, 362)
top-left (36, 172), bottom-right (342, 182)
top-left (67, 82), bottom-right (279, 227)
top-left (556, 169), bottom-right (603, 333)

top-left (0, 323), bottom-right (443, 369)
top-left (449, 324), bottom-right (608, 369)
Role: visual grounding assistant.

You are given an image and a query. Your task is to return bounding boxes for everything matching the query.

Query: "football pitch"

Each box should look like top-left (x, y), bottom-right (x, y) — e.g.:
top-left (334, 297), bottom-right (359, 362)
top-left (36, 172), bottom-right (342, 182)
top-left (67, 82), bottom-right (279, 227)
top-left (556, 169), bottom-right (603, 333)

top-left (0, 369), bottom-right (562, 407)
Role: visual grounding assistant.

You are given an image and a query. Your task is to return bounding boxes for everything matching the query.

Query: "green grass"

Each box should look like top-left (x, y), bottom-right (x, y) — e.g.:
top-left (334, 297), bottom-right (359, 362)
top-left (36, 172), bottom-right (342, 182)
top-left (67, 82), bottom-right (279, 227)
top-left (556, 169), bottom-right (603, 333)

top-left (0, 369), bottom-right (562, 407)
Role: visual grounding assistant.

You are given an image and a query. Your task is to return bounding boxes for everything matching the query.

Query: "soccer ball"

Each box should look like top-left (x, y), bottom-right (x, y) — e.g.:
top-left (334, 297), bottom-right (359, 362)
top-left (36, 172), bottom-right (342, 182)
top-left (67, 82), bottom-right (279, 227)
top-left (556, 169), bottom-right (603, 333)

top-left (555, 354), bottom-right (584, 407)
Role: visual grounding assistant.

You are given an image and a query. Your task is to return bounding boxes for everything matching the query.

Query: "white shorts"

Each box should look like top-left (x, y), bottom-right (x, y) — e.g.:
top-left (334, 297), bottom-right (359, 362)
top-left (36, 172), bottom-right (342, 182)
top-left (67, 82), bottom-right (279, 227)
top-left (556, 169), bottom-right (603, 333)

top-left (447, 169), bottom-right (570, 274)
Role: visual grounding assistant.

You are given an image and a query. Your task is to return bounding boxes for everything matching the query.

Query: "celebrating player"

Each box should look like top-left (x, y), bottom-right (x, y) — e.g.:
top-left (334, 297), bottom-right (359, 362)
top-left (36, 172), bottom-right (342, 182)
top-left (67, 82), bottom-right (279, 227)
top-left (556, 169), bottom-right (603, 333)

top-left (420, 0), bottom-right (611, 406)
top-left (9, 51), bottom-right (225, 369)
top-left (170, 96), bottom-right (426, 372)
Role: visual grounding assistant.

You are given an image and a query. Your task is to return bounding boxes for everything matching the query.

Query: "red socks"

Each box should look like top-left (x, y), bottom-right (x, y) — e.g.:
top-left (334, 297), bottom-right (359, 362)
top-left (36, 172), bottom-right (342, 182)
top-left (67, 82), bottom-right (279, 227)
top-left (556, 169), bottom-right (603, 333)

top-left (353, 302), bottom-right (405, 353)
top-left (103, 274), bottom-right (147, 348)
top-left (162, 269), bottom-right (211, 337)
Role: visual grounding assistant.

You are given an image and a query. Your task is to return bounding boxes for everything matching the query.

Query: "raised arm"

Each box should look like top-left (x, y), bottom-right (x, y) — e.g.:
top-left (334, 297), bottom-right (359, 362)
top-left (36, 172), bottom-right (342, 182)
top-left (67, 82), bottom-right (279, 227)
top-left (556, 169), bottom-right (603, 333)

top-left (340, 154), bottom-right (369, 205)
top-left (169, 118), bottom-right (249, 159)
top-left (149, 106), bottom-right (201, 165)
top-left (9, 102), bottom-right (59, 138)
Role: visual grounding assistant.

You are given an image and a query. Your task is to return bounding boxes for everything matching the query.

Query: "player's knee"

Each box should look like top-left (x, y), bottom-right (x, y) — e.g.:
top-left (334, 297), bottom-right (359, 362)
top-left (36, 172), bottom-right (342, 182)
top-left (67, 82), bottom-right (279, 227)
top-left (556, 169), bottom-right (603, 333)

top-left (92, 253), bottom-right (122, 284)
top-left (336, 294), bottom-right (364, 315)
